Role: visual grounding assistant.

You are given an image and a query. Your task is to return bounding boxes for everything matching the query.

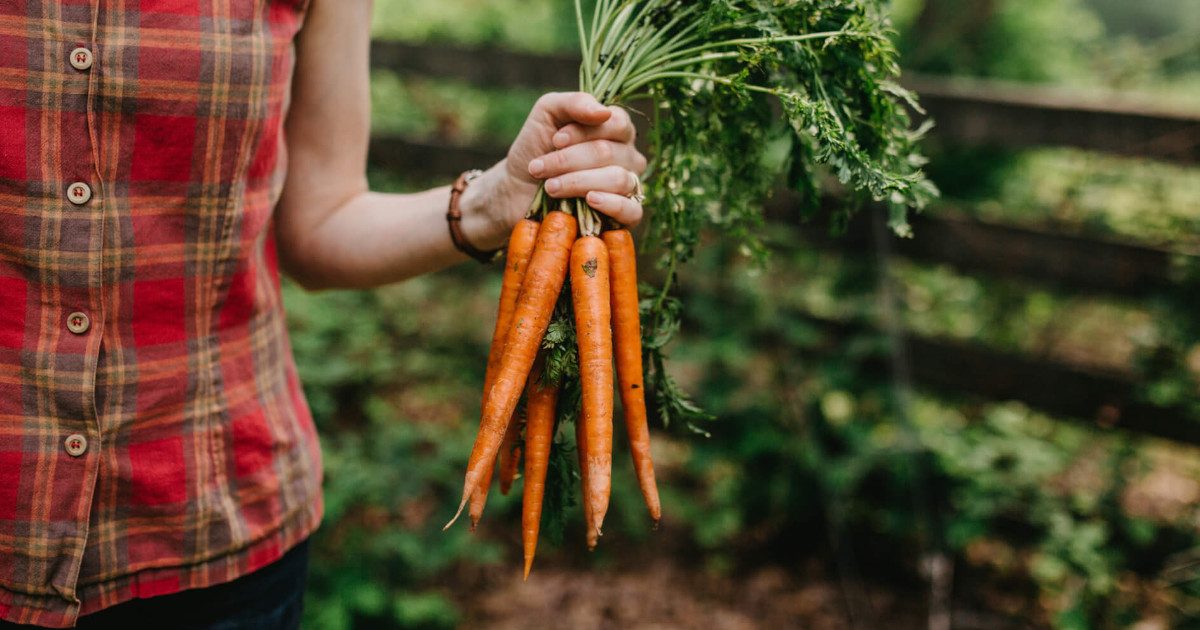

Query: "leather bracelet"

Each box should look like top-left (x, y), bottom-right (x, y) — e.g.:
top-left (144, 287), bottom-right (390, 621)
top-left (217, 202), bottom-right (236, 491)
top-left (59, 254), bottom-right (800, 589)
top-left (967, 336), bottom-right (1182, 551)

top-left (446, 169), bottom-right (500, 264)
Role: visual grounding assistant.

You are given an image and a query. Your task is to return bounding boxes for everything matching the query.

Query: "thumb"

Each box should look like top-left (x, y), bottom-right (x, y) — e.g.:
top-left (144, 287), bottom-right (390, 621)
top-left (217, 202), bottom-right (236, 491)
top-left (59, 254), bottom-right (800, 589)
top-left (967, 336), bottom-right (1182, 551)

top-left (535, 92), bottom-right (611, 128)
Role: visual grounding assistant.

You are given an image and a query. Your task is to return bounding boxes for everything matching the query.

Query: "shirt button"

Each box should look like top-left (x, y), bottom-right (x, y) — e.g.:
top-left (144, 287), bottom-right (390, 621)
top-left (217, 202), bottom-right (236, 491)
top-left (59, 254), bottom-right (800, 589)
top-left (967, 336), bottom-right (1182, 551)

top-left (64, 434), bottom-right (88, 457)
top-left (67, 311), bottom-right (91, 334)
top-left (69, 47), bottom-right (94, 71)
top-left (67, 182), bottom-right (92, 205)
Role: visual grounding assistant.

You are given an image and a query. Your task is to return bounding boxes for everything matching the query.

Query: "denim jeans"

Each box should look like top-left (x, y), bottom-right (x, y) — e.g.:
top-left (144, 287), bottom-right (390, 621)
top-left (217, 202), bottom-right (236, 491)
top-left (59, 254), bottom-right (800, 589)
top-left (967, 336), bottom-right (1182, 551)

top-left (1, 538), bottom-right (310, 630)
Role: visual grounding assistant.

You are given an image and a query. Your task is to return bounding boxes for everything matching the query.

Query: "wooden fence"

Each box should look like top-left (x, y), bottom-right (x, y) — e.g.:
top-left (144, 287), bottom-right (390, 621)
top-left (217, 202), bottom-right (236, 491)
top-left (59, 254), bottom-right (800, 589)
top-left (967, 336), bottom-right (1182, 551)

top-left (367, 41), bottom-right (1200, 446)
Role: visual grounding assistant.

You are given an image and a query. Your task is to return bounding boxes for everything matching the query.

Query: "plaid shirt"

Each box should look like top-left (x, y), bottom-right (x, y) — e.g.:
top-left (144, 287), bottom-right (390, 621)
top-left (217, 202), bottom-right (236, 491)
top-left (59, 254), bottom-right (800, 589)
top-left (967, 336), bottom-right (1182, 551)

top-left (0, 1), bottom-right (323, 626)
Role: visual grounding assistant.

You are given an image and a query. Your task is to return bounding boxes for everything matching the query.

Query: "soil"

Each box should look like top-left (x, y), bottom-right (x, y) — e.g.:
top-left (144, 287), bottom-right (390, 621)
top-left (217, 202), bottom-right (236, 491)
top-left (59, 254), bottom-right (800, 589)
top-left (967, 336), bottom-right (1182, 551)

top-left (455, 554), bottom-right (1033, 630)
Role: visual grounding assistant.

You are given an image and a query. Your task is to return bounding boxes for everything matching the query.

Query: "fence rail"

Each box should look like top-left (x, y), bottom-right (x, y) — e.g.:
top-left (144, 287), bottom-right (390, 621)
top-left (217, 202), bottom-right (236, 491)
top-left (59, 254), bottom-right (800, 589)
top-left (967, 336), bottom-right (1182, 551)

top-left (760, 310), bottom-right (1200, 446)
top-left (367, 42), bottom-right (1200, 445)
top-left (370, 40), bottom-right (1200, 164)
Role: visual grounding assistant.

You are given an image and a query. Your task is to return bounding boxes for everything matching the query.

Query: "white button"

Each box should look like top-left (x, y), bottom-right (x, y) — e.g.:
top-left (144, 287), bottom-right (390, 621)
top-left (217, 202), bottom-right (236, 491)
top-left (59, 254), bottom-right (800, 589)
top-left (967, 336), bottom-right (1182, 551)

top-left (64, 434), bottom-right (88, 457)
top-left (69, 47), bottom-right (94, 71)
top-left (67, 182), bottom-right (92, 205)
top-left (66, 311), bottom-right (90, 334)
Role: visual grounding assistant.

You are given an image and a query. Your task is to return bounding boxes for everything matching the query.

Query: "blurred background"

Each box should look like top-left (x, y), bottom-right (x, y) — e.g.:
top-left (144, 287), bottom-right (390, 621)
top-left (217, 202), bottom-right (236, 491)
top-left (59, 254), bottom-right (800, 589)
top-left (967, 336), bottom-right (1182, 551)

top-left (289, 1), bottom-right (1200, 628)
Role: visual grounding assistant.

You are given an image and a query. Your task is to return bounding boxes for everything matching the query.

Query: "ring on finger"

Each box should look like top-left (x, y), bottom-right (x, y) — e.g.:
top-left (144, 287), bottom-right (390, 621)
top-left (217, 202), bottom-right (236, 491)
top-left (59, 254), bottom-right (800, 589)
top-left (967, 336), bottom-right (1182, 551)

top-left (627, 171), bottom-right (646, 204)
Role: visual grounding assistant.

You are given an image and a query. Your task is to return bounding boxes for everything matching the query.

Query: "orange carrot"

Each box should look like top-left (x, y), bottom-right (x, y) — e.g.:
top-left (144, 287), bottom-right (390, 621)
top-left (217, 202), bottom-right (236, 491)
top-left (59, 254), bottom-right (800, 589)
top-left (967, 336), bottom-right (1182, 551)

top-left (570, 235), bottom-right (613, 541)
top-left (576, 415), bottom-right (598, 550)
top-left (446, 210), bottom-right (577, 529)
top-left (483, 219), bottom-right (541, 397)
top-left (603, 229), bottom-right (661, 523)
top-left (521, 363), bottom-right (559, 579)
top-left (468, 218), bottom-right (540, 529)
top-left (468, 463), bottom-right (494, 532)
top-left (498, 414), bottom-right (522, 495)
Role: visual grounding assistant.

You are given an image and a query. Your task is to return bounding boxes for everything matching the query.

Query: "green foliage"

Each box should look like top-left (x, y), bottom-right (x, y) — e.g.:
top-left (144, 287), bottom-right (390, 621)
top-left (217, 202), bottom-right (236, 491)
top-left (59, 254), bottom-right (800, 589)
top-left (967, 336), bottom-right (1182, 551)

top-left (285, 280), bottom-right (503, 629)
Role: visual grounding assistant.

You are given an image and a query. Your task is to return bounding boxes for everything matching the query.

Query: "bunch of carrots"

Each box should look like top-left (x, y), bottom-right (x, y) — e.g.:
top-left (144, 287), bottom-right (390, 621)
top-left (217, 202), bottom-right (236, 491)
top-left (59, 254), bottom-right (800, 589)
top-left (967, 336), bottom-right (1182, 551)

top-left (444, 200), bottom-right (658, 578)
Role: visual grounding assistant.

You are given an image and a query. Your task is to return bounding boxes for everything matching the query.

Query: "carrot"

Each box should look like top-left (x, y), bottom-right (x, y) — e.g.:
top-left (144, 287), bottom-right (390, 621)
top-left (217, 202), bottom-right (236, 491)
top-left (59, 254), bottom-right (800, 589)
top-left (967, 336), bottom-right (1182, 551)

top-left (603, 229), bottom-right (661, 523)
top-left (483, 219), bottom-right (541, 399)
top-left (468, 463), bottom-right (494, 532)
top-left (576, 415), bottom-right (598, 550)
top-left (570, 235), bottom-right (613, 541)
top-left (467, 218), bottom-right (540, 529)
top-left (521, 363), bottom-right (559, 579)
top-left (498, 414), bottom-right (522, 495)
top-left (468, 412), bottom-right (523, 529)
top-left (446, 210), bottom-right (578, 529)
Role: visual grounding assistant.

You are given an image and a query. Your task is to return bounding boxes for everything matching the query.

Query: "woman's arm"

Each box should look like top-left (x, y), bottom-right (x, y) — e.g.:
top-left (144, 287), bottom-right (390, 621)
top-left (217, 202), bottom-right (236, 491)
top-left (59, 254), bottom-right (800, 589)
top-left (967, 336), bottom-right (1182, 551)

top-left (275, 0), bottom-right (646, 290)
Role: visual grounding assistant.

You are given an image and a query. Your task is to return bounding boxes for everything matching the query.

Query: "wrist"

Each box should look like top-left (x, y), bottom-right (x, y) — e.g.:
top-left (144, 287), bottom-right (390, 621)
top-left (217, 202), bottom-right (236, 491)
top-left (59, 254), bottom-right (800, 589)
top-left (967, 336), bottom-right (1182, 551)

top-left (458, 160), bottom-right (535, 251)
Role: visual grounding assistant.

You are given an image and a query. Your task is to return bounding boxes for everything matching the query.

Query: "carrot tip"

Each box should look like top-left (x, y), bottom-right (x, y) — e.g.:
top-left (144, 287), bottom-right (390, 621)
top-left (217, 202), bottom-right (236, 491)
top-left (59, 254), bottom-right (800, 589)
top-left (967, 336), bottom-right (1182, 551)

top-left (442, 495), bottom-right (470, 531)
top-left (651, 519), bottom-right (661, 531)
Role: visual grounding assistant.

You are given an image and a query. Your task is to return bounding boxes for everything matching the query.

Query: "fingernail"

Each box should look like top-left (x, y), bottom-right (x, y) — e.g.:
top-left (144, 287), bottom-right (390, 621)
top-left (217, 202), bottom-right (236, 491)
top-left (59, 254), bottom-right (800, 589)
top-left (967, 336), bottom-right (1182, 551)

top-left (553, 131), bottom-right (569, 147)
top-left (545, 178), bottom-right (561, 194)
top-left (529, 159), bottom-right (544, 176)
top-left (587, 191), bottom-right (602, 205)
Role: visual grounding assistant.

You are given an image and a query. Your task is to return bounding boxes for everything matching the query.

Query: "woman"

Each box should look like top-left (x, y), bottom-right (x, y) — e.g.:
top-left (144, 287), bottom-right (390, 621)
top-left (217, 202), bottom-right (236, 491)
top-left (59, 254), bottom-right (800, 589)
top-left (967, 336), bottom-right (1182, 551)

top-left (0, 1), bottom-right (645, 628)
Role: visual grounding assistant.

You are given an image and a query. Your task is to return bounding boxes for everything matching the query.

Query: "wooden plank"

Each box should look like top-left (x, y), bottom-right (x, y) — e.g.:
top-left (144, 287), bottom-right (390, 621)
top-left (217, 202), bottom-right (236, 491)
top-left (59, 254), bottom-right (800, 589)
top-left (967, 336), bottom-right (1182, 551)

top-left (369, 40), bottom-right (577, 91)
top-left (368, 135), bottom-right (504, 180)
top-left (369, 40), bottom-right (1200, 163)
top-left (910, 76), bottom-right (1200, 164)
top-left (748, 310), bottom-right (1200, 446)
top-left (901, 333), bottom-right (1197, 445)
top-left (775, 199), bottom-right (1185, 297)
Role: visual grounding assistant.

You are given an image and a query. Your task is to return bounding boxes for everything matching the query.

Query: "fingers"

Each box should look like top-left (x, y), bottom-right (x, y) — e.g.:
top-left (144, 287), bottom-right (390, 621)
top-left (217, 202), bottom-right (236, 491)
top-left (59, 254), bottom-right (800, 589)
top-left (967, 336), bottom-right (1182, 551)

top-left (552, 106), bottom-right (636, 148)
top-left (534, 92), bottom-right (612, 128)
top-left (527, 93), bottom-right (645, 227)
top-left (544, 166), bottom-right (639, 200)
top-left (528, 141), bottom-right (647, 180)
top-left (585, 191), bottom-right (643, 227)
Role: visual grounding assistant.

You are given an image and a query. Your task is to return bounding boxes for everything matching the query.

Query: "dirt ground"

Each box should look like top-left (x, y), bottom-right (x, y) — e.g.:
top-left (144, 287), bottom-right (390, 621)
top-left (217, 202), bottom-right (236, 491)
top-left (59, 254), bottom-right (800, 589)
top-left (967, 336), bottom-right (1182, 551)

top-left (457, 556), bottom-right (1035, 630)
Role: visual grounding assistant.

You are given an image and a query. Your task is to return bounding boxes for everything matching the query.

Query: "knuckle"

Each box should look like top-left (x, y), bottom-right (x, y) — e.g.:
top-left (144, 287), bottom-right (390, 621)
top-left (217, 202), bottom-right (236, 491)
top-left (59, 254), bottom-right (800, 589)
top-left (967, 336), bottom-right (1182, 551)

top-left (613, 108), bottom-right (635, 134)
top-left (609, 166), bottom-right (629, 187)
top-left (635, 152), bottom-right (648, 174)
top-left (592, 140), bottom-right (614, 162)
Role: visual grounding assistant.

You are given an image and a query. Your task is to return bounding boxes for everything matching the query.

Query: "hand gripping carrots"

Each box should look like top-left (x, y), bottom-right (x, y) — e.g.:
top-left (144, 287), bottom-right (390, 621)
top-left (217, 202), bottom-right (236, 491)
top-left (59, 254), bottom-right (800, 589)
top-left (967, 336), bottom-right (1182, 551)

top-left (447, 202), bottom-right (662, 578)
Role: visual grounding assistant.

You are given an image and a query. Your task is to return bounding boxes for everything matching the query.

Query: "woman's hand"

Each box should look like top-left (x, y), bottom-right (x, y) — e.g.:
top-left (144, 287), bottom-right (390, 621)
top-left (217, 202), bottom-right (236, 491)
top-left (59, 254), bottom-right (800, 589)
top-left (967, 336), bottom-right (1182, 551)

top-left (501, 92), bottom-right (648, 228)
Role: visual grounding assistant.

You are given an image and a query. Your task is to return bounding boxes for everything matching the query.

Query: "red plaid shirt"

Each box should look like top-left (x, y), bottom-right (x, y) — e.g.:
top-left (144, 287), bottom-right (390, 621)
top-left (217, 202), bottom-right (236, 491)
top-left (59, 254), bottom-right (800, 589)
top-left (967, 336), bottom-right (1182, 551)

top-left (0, 1), bottom-right (323, 626)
